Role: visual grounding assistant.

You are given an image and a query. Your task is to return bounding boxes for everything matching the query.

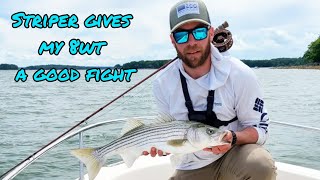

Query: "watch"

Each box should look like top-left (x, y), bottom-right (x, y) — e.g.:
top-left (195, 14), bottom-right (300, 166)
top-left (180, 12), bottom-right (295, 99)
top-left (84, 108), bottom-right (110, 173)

top-left (230, 130), bottom-right (237, 146)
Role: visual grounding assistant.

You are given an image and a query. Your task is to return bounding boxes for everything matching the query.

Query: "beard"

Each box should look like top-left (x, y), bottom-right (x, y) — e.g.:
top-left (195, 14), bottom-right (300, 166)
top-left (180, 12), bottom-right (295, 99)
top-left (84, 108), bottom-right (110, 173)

top-left (175, 39), bottom-right (211, 69)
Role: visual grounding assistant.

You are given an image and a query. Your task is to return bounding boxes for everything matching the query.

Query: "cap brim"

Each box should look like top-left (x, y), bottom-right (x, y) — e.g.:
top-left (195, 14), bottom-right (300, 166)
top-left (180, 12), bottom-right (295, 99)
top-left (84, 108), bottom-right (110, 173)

top-left (171, 19), bottom-right (211, 33)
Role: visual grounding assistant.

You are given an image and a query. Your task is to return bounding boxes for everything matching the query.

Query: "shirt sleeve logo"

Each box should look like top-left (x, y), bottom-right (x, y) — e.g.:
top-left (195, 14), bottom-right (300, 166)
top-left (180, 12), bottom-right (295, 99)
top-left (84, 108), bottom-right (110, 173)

top-left (253, 98), bottom-right (264, 113)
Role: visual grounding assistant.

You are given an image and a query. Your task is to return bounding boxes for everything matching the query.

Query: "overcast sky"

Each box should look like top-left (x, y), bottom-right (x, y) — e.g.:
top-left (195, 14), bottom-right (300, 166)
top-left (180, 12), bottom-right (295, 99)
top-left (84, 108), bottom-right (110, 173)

top-left (0, 0), bottom-right (319, 67)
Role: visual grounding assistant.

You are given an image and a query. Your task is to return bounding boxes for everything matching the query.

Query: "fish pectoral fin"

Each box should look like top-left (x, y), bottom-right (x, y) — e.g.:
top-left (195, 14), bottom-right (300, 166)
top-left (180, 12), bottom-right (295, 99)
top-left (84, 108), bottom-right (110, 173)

top-left (120, 119), bottom-right (144, 137)
top-left (167, 139), bottom-right (187, 147)
top-left (119, 150), bottom-right (141, 168)
top-left (170, 154), bottom-right (184, 167)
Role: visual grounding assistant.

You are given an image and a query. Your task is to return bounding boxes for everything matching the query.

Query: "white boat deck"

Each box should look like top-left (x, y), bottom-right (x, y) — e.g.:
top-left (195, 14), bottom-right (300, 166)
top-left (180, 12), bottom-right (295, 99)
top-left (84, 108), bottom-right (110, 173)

top-left (79, 156), bottom-right (320, 180)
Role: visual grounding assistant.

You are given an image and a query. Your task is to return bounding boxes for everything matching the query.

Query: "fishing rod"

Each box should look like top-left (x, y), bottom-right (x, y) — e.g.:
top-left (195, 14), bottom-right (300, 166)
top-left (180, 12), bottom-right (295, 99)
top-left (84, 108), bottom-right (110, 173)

top-left (0, 57), bottom-right (178, 179)
top-left (1, 21), bottom-right (233, 179)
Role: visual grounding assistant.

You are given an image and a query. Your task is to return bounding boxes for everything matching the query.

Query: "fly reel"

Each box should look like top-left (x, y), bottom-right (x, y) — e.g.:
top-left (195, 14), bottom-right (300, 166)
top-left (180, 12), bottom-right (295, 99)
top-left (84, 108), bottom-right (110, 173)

top-left (212, 21), bottom-right (233, 53)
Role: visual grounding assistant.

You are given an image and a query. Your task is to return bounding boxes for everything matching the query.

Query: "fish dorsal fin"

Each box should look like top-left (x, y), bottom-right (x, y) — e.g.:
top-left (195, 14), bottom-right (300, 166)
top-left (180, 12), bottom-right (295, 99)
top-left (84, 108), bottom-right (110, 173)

top-left (119, 149), bottom-right (142, 168)
top-left (120, 119), bottom-right (144, 137)
top-left (153, 112), bottom-right (175, 124)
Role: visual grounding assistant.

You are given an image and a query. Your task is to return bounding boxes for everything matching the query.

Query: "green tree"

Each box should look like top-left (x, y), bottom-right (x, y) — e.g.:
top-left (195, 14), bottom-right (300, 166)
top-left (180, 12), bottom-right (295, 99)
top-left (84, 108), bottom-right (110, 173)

top-left (303, 37), bottom-right (320, 64)
top-left (0, 64), bottom-right (18, 70)
top-left (114, 64), bottom-right (122, 68)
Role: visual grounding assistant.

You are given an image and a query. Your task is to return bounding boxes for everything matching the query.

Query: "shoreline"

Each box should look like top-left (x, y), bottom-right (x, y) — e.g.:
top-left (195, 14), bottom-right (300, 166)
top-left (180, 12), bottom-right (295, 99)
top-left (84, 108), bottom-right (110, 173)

top-left (273, 65), bottom-right (320, 70)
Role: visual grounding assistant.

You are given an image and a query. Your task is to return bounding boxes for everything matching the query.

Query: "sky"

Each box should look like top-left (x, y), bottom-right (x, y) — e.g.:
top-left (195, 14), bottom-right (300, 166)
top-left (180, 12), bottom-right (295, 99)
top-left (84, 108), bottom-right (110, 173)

top-left (0, 0), bottom-right (319, 67)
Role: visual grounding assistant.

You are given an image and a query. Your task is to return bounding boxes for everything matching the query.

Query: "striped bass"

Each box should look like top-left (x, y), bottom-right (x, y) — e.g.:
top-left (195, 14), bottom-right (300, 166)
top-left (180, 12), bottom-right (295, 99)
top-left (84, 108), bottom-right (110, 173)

top-left (71, 115), bottom-right (228, 180)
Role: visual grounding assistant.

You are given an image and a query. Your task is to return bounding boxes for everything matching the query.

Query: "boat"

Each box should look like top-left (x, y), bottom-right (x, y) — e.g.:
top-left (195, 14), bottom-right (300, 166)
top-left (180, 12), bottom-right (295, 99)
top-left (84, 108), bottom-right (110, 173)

top-left (2, 117), bottom-right (320, 180)
top-left (83, 156), bottom-right (320, 180)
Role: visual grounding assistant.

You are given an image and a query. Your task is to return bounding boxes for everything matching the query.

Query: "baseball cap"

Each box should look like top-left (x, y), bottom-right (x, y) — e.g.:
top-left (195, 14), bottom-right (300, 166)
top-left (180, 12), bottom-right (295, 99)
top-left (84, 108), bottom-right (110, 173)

top-left (169, 0), bottom-right (211, 32)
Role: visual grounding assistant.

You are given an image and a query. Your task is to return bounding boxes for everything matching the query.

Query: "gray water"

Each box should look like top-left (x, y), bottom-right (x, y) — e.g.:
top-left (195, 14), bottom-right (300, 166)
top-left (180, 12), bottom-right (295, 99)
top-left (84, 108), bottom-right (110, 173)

top-left (0, 68), bottom-right (320, 180)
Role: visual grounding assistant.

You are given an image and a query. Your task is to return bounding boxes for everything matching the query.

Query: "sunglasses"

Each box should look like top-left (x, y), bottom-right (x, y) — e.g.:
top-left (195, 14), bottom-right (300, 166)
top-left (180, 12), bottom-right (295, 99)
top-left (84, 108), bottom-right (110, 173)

top-left (173, 26), bottom-right (209, 44)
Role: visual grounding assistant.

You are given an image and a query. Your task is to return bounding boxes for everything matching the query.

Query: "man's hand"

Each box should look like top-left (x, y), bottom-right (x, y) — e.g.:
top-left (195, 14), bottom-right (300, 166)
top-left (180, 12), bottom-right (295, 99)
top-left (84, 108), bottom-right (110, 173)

top-left (203, 130), bottom-right (233, 154)
top-left (142, 147), bottom-right (170, 157)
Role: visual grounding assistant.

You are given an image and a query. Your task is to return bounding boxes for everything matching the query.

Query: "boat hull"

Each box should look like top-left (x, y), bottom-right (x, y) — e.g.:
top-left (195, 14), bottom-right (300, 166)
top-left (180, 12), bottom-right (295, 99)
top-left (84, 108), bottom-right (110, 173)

top-left (78, 156), bottom-right (320, 180)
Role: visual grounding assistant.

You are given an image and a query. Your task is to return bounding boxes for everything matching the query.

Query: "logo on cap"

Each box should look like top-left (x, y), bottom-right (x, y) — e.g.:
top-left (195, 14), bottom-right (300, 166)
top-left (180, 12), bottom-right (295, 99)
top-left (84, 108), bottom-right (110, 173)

top-left (176, 2), bottom-right (200, 18)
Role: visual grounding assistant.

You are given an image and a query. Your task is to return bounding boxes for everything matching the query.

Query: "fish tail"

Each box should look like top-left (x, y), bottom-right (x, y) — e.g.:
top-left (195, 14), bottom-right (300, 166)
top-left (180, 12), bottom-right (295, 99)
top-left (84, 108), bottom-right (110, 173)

top-left (71, 148), bottom-right (105, 180)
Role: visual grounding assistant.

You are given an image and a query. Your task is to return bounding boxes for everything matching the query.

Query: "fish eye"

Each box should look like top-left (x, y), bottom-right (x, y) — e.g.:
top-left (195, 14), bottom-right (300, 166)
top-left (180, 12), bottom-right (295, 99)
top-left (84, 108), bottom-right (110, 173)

top-left (206, 128), bottom-right (216, 135)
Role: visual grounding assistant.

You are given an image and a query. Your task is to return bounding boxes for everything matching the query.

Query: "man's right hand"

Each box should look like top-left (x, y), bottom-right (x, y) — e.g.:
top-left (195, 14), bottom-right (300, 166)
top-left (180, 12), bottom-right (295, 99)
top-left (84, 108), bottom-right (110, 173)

top-left (142, 147), bottom-right (170, 157)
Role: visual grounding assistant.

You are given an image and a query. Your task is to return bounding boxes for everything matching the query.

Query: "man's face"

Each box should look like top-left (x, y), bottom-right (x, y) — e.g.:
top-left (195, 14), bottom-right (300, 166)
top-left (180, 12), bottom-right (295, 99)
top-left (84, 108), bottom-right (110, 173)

top-left (171, 22), bottom-right (214, 69)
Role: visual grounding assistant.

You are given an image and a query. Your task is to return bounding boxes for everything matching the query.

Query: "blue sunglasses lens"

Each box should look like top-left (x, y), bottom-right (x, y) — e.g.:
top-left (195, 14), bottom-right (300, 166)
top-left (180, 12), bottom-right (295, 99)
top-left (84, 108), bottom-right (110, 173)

top-left (193, 27), bottom-right (208, 40)
top-left (174, 31), bottom-right (189, 44)
top-left (173, 27), bottom-right (208, 44)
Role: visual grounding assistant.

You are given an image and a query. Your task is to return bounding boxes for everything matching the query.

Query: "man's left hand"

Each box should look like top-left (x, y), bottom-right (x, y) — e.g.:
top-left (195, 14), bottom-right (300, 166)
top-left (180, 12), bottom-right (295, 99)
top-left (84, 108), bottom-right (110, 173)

top-left (203, 130), bottom-right (233, 154)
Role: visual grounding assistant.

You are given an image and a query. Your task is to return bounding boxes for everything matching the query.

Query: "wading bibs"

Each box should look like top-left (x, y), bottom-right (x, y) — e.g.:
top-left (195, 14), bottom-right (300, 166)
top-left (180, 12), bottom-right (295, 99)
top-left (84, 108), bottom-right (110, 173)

top-left (179, 70), bottom-right (238, 128)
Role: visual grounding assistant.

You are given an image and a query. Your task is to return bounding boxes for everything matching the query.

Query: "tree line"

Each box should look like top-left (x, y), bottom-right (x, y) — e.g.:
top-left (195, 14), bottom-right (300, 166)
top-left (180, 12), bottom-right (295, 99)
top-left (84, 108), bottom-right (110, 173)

top-left (0, 57), bottom-right (309, 70)
top-left (116, 57), bottom-right (305, 69)
top-left (117, 36), bottom-right (319, 69)
top-left (0, 64), bottom-right (18, 70)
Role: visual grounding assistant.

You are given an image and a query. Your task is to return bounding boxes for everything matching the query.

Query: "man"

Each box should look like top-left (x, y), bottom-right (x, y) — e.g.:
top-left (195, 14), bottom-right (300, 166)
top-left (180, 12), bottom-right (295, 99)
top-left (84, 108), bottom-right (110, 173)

top-left (144, 0), bottom-right (276, 179)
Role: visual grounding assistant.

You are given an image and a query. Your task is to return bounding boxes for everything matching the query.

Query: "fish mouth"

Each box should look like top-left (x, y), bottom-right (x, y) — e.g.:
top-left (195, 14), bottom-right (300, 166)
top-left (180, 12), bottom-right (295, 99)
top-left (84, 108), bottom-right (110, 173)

top-left (219, 131), bottom-right (229, 144)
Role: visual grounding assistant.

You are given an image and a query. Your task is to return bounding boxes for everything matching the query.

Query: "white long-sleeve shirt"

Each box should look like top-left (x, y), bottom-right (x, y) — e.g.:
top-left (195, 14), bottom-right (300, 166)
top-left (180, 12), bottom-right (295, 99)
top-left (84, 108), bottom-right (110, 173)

top-left (153, 44), bottom-right (269, 170)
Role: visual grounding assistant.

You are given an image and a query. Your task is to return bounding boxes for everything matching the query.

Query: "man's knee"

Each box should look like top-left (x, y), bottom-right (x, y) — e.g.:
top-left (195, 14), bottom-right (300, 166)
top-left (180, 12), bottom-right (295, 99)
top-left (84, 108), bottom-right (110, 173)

top-left (245, 145), bottom-right (277, 179)
top-left (246, 159), bottom-right (276, 179)
top-left (222, 144), bottom-right (277, 179)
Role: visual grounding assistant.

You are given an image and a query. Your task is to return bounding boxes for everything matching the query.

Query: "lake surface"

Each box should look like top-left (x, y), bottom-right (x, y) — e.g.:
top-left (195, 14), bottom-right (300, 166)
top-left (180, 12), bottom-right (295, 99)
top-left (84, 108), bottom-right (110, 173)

top-left (0, 68), bottom-right (320, 179)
